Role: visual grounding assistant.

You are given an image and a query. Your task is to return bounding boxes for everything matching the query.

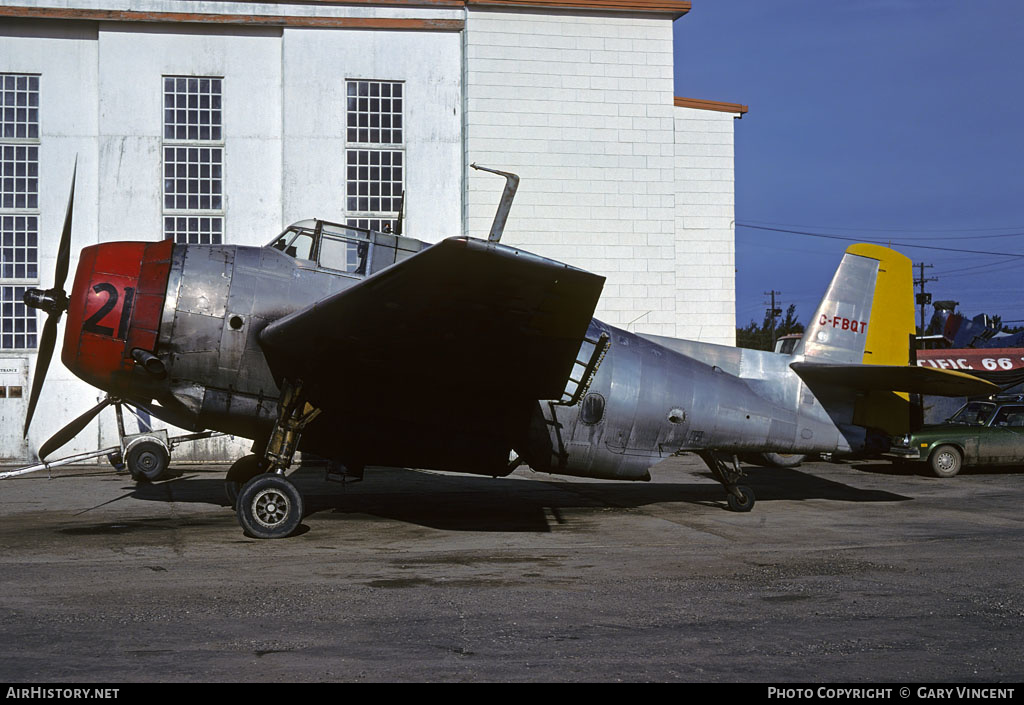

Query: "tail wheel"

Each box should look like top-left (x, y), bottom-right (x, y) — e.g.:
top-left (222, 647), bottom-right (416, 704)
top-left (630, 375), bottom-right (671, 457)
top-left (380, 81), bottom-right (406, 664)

top-left (929, 445), bottom-right (962, 478)
top-left (126, 440), bottom-right (170, 482)
top-left (237, 474), bottom-right (304, 539)
top-left (726, 485), bottom-right (755, 512)
top-left (225, 454), bottom-right (267, 507)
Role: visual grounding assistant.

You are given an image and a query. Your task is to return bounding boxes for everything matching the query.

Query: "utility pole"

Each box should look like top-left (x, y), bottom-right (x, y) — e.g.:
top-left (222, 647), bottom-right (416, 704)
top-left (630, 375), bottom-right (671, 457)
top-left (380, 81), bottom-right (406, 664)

top-left (914, 262), bottom-right (937, 334)
top-left (764, 290), bottom-right (782, 350)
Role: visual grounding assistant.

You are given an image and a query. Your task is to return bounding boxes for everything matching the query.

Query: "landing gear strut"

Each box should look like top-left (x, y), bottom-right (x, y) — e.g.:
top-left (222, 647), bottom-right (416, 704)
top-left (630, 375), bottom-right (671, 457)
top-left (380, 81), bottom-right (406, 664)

top-left (234, 380), bottom-right (320, 539)
top-left (698, 450), bottom-right (756, 512)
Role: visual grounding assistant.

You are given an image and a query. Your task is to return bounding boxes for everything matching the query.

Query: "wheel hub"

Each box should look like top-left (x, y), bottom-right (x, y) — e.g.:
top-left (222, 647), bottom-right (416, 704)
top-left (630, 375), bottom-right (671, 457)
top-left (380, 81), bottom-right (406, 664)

top-left (252, 489), bottom-right (290, 528)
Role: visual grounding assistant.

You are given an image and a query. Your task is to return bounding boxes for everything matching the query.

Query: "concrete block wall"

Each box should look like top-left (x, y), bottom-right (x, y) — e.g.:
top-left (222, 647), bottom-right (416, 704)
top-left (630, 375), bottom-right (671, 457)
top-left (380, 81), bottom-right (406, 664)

top-left (464, 7), bottom-right (680, 336)
top-left (674, 107), bottom-right (737, 345)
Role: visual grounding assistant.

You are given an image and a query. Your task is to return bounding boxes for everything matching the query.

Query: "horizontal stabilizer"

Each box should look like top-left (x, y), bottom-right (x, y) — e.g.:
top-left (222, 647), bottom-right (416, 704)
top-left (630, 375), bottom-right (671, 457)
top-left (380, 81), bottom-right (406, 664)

top-left (791, 361), bottom-right (999, 397)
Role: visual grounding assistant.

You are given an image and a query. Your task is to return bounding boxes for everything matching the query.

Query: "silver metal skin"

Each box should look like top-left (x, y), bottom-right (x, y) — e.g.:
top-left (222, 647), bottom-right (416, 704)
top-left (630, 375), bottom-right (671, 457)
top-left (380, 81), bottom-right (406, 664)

top-left (519, 322), bottom-right (856, 482)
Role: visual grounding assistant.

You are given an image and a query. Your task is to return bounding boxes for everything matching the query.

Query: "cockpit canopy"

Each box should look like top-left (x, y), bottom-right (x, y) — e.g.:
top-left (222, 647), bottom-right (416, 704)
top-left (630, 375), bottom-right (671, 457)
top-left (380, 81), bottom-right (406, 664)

top-left (268, 218), bottom-right (430, 279)
top-left (269, 219), bottom-right (373, 276)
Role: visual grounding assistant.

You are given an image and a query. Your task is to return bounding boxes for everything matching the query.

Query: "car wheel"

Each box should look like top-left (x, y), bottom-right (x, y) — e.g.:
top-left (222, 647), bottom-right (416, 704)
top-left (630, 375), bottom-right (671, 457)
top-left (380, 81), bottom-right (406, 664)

top-left (929, 445), bottom-right (962, 478)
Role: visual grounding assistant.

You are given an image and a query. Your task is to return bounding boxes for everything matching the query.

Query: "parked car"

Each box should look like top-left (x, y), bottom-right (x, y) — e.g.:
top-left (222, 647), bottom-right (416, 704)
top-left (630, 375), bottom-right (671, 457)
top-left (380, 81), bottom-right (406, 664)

top-left (887, 395), bottom-right (1024, 477)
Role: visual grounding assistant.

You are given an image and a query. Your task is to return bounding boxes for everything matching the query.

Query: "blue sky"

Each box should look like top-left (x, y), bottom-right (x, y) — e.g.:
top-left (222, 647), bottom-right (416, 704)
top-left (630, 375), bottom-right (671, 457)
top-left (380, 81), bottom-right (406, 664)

top-left (674, 0), bottom-right (1024, 331)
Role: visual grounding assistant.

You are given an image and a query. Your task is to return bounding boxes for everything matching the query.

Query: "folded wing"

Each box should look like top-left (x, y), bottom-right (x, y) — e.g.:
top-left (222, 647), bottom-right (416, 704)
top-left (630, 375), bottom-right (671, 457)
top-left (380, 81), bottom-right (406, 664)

top-left (259, 236), bottom-right (604, 443)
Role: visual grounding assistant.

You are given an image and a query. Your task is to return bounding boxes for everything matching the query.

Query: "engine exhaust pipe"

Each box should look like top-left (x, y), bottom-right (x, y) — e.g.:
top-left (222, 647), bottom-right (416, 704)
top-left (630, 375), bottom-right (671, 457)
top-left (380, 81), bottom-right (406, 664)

top-left (131, 348), bottom-right (167, 378)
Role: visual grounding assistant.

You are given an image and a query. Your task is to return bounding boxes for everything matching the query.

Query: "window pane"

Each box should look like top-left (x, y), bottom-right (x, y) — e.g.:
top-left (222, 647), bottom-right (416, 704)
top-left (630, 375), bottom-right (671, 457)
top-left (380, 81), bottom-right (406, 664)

top-left (0, 285), bottom-right (37, 349)
top-left (164, 214), bottom-right (223, 245)
top-left (163, 74), bottom-right (223, 142)
top-left (0, 74), bottom-right (40, 140)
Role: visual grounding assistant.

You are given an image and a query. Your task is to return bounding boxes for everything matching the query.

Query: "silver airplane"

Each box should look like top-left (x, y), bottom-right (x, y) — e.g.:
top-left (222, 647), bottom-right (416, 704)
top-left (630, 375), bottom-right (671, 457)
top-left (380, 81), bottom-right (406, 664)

top-left (19, 165), bottom-right (995, 538)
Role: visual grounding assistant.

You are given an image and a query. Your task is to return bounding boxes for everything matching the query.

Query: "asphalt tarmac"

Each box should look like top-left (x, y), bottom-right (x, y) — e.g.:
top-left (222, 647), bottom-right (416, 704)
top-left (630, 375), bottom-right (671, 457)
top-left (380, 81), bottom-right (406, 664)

top-left (1, 454), bottom-right (1022, 683)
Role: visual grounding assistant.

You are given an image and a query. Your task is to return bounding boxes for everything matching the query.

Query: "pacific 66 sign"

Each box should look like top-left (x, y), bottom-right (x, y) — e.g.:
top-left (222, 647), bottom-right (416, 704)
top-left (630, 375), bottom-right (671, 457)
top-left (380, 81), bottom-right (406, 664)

top-left (917, 348), bottom-right (1024, 372)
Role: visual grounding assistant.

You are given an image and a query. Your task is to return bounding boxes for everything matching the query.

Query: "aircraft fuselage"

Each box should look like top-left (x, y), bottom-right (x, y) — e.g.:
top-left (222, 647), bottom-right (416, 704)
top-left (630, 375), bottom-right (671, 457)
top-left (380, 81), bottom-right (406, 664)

top-left (60, 238), bottom-right (853, 481)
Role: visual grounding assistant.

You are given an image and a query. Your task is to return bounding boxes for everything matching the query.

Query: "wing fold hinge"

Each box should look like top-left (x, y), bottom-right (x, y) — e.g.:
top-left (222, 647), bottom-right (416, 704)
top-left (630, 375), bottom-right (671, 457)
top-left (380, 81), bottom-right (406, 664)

top-left (554, 332), bottom-right (610, 406)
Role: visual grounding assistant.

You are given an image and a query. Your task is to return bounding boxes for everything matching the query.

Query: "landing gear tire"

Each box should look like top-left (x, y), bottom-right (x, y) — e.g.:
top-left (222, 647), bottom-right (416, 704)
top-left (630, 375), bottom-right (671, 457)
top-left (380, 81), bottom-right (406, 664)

top-left (726, 485), bottom-right (755, 512)
top-left (225, 454), bottom-right (266, 507)
top-left (126, 441), bottom-right (170, 482)
top-left (929, 445), bottom-right (962, 478)
top-left (237, 474), bottom-right (304, 539)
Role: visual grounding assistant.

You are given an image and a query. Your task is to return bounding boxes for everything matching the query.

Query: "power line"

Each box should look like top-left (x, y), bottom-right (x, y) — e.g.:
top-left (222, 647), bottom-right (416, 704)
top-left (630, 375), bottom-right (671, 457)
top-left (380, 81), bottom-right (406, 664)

top-left (741, 218), bottom-right (1024, 236)
top-left (936, 259), bottom-right (1024, 278)
top-left (737, 223), bottom-right (1024, 257)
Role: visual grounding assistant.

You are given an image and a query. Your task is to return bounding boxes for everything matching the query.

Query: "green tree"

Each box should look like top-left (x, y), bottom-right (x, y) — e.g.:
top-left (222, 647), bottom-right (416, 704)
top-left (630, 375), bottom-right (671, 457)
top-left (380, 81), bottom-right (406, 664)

top-left (736, 303), bottom-right (804, 352)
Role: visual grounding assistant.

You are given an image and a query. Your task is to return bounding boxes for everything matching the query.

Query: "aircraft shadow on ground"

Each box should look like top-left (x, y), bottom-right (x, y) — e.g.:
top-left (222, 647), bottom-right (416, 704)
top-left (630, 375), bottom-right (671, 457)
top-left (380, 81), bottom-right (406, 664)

top-left (849, 461), bottom-right (1024, 478)
top-left (127, 463), bottom-right (911, 533)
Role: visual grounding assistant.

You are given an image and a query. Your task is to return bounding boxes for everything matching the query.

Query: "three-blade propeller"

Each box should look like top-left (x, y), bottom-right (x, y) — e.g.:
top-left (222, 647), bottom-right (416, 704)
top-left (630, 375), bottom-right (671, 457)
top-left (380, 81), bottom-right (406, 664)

top-left (22, 159), bottom-right (93, 459)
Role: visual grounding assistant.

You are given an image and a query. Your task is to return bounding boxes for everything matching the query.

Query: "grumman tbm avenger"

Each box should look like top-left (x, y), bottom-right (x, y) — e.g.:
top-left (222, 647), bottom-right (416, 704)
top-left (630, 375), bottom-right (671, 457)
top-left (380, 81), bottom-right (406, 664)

top-left (10, 163), bottom-right (996, 538)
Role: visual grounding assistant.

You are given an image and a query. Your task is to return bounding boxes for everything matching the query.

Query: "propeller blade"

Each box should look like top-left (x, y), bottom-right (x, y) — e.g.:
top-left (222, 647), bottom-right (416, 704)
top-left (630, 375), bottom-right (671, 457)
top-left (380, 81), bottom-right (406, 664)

top-left (54, 157), bottom-right (77, 291)
top-left (23, 313), bottom-right (59, 438)
top-left (38, 397), bottom-right (112, 461)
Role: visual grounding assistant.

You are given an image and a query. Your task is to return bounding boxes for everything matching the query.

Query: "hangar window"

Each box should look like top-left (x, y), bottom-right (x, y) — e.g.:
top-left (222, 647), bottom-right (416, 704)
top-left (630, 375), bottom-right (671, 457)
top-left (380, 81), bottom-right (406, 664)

top-left (162, 76), bottom-right (224, 245)
top-left (0, 285), bottom-right (36, 349)
top-left (345, 80), bottom-right (404, 233)
top-left (0, 73), bottom-right (40, 351)
top-left (1, 215), bottom-right (37, 281)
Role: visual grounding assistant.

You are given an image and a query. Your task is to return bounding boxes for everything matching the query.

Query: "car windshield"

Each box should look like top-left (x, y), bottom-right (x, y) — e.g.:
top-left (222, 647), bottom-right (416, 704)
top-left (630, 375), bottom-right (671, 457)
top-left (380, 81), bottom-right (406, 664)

top-left (948, 401), bottom-right (996, 426)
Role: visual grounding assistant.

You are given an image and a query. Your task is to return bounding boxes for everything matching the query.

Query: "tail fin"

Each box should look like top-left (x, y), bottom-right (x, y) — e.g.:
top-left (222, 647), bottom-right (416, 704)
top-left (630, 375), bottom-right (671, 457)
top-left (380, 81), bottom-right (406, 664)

top-left (795, 243), bottom-right (915, 365)
top-left (795, 244), bottom-right (916, 435)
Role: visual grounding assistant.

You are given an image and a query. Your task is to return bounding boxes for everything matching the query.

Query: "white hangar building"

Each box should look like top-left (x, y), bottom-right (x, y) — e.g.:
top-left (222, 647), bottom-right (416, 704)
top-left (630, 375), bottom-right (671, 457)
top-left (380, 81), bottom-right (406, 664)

top-left (0, 0), bottom-right (745, 462)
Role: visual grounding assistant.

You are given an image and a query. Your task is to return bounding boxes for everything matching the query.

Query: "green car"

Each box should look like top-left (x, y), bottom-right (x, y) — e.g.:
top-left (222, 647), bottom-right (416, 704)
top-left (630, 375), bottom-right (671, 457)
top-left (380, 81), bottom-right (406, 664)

top-left (887, 395), bottom-right (1024, 477)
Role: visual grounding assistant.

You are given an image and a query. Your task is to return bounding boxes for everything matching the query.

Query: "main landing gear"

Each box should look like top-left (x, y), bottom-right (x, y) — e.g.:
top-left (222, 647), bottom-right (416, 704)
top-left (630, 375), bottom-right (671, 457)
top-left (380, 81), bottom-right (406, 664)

top-left (232, 380), bottom-right (320, 539)
top-left (698, 450), bottom-right (756, 512)
top-left (236, 473), bottom-right (304, 539)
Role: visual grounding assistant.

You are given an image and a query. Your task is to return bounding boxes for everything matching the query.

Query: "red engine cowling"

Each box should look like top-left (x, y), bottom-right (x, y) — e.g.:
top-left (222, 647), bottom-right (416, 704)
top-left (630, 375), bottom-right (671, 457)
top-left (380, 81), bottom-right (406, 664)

top-left (62, 239), bottom-right (173, 394)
